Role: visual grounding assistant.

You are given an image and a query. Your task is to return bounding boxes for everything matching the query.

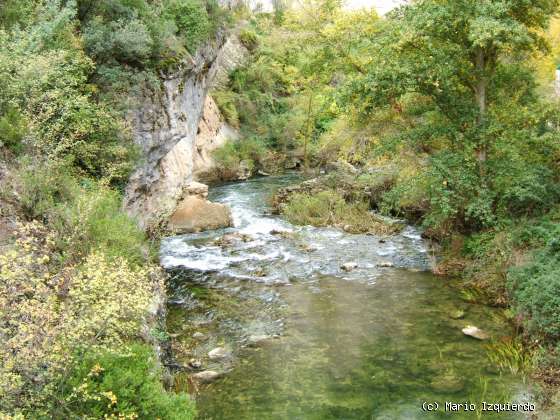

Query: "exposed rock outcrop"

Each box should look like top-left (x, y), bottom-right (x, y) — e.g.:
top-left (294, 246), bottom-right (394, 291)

top-left (192, 96), bottom-right (239, 181)
top-left (124, 27), bottom-right (247, 233)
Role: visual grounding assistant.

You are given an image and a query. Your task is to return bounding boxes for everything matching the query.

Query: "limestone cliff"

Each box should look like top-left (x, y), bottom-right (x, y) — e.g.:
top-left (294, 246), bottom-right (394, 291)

top-left (124, 27), bottom-right (247, 232)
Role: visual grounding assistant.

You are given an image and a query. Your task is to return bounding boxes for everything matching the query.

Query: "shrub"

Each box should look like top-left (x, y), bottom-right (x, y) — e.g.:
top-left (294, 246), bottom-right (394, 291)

top-left (0, 105), bottom-right (27, 154)
top-left (212, 136), bottom-right (268, 179)
top-left (13, 159), bottom-right (79, 221)
top-left (239, 28), bottom-right (259, 51)
top-left (52, 185), bottom-right (148, 265)
top-left (0, 223), bottom-right (163, 414)
top-left (166, 0), bottom-right (212, 53)
top-left (10, 160), bottom-right (147, 265)
top-left (213, 91), bottom-right (240, 128)
top-left (83, 16), bottom-right (154, 65)
top-left (55, 344), bottom-right (195, 419)
top-left (283, 191), bottom-right (402, 234)
top-left (508, 236), bottom-right (560, 339)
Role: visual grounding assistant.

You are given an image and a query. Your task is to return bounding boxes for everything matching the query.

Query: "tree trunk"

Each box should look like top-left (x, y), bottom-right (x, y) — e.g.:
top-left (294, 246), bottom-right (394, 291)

top-left (474, 48), bottom-right (487, 174)
top-left (304, 90), bottom-right (314, 170)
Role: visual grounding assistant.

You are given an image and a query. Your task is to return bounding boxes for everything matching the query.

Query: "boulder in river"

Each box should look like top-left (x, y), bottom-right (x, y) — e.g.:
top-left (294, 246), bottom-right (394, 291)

top-left (462, 325), bottom-right (489, 340)
top-left (208, 347), bottom-right (231, 360)
top-left (192, 370), bottom-right (221, 383)
top-left (169, 195), bottom-right (233, 234)
top-left (341, 262), bottom-right (358, 272)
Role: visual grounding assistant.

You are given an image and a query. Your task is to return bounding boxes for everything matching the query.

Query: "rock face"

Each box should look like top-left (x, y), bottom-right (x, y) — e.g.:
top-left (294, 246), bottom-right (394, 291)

top-left (124, 28), bottom-right (247, 232)
top-left (192, 96), bottom-right (239, 181)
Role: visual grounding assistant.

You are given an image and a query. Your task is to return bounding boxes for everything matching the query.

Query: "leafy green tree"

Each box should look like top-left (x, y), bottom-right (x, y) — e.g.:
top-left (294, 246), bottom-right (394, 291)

top-left (349, 0), bottom-right (560, 230)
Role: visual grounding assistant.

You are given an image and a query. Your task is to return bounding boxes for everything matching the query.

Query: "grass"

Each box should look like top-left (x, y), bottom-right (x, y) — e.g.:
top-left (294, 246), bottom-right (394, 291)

top-left (282, 191), bottom-right (403, 235)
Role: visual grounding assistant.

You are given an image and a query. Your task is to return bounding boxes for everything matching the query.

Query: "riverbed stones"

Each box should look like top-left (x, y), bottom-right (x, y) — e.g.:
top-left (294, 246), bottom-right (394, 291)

top-left (430, 372), bottom-right (465, 393)
top-left (247, 335), bottom-right (271, 347)
top-left (341, 262), bottom-right (358, 272)
top-left (208, 347), bottom-right (231, 360)
top-left (192, 370), bottom-right (221, 383)
top-left (192, 332), bottom-right (206, 340)
top-left (462, 325), bottom-right (489, 340)
top-left (449, 309), bottom-right (465, 320)
top-left (188, 359), bottom-right (202, 369)
top-left (169, 195), bottom-right (233, 233)
top-left (377, 261), bottom-right (394, 268)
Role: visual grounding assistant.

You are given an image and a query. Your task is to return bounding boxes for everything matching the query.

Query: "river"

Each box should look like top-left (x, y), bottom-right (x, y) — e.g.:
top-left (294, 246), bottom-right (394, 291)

top-left (160, 175), bottom-right (530, 419)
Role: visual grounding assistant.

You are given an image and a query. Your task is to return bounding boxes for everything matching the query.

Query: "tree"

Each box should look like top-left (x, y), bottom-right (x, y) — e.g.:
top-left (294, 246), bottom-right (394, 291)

top-left (355, 0), bottom-right (559, 168)
top-left (349, 0), bottom-right (560, 229)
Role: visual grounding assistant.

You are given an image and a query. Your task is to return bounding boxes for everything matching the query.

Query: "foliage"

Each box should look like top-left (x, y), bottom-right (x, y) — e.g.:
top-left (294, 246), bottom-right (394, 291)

top-left (0, 223), bottom-right (162, 415)
top-left (8, 160), bottom-right (147, 265)
top-left (508, 228), bottom-right (560, 339)
top-left (283, 190), bottom-right (401, 234)
top-left (486, 338), bottom-right (532, 375)
top-left (239, 28), bottom-right (259, 51)
top-left (212, 136), bottom-right (268, 179)
top-left (212, 6), bottom-right (379, 163)
top-left (56, 344), bottom-right (195, 419)
top-left (0, 106), bottom-right (27, 155)
top-left (0, 14), bottom-right (137, 186)
top-left (347, 0), bottom-right (560, 232)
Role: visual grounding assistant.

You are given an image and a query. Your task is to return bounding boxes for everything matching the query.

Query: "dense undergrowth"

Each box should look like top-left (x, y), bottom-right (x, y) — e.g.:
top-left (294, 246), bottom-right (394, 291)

top-left (0, 0), bottom-right (239, 417)
top-left (213, 0), bottom-right (560, 402)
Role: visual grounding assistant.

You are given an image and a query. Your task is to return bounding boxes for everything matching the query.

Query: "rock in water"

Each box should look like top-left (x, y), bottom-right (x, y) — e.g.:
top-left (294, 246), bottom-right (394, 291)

top-left (377, 261), bottom-right (394, 268)
top-left (248, 335), bottom-right (271, 347)
top-left (462, 325), bottom-right (489, 340)
top-left (430, 373), bottom-right (465, 393)
top-left (449, 309), bottom-right (465, 320)
top-left (169, 196), bottom-right (232, 233)
top-left (192, 332), bottom-right (206, 340)
top-left (188, 359), bottom-right (202, 369)
top-left (192, 370), bottom-right (221, 383)
top-left (341, 262), bottom-right (358, 272)
top-left (208, 347), bottom-right (230, 360)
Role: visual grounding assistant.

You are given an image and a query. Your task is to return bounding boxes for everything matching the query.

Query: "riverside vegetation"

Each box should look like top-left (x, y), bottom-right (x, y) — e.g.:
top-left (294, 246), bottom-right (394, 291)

top-left (2, 0), bottom-right (560, 417)
top-left (210, 0), bottom-right (560, 409)
top-left (0, 0), bottom-right (240, 417)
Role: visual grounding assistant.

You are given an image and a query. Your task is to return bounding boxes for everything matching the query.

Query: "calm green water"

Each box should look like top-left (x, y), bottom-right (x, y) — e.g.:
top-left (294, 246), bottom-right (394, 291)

top-left (161, 176), bottom-right (531, 419)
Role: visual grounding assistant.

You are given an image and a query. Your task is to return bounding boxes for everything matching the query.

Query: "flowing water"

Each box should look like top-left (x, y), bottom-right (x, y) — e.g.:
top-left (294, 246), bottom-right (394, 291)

top-left (161, 175), bottom-right (531, 419)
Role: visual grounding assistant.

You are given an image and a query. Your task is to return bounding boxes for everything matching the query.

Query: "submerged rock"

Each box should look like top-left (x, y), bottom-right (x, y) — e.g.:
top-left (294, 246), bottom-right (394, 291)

top-left (462, 325), bottom-right (489, 340)
top-left (430, 373), bottom-right (465, 393)
top-left (449, 309), bottom-right (465, 320)
top-left (341, 262), bottom-right (358, 272)
top-left (247, 335), bottom-right (271, 347)
top-left (169, 195), bottom-right (233, 233)
top-left (208, 347), bottom-right (231, 360)
top-left (192, 332), bottom-right (206, 340)
top-left (215, 232), bottom-right (253, 246)
top-left (192, 370), bottom-right (221, 383)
